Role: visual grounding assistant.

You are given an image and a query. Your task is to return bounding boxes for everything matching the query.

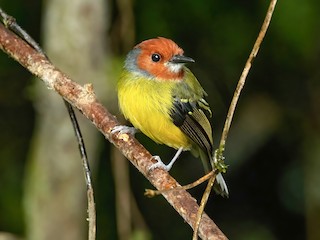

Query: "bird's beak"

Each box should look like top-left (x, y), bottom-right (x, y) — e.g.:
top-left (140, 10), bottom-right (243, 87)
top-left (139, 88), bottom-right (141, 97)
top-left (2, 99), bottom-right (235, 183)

top-left (170, 55), bottom-right (195, 64)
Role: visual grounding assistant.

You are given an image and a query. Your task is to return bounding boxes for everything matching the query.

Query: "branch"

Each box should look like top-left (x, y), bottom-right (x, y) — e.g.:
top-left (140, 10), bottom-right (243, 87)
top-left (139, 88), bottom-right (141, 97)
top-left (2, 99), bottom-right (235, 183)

top-left (0, 23), bottom-right (226, 239)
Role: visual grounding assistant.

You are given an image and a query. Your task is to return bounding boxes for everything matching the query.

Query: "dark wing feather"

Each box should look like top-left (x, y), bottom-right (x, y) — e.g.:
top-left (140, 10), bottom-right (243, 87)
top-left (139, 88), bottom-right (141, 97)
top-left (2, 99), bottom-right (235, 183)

top-left (170, 97), bottom-right (213, 157)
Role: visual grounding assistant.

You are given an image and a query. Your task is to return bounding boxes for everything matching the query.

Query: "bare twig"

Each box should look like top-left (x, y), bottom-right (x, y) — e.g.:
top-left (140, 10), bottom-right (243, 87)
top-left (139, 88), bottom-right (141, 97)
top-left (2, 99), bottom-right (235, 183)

top-left (193, 176), bottom-right (216, 240)
top-left (219, 0), bottom-right (278, 151)
top-left (64, 101), bottom-right (96, 240)
top-left (144, 170), bottom-right (215, 197)
top-left (193, 0), bottom-right (278, 239)
top-left (0, 21), bottom-right (226, 240)
top-left (0, 8), bottom-right (45, 55)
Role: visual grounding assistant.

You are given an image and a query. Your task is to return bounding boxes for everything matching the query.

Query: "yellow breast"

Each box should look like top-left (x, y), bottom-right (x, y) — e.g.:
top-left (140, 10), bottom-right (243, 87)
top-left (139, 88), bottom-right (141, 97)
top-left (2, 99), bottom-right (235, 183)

top-left (118, 72), bottom-right (191, 150)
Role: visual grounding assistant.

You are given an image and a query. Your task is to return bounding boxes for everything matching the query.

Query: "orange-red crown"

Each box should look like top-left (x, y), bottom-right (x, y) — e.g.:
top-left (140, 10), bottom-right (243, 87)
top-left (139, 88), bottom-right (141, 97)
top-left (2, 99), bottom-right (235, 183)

top-left (134, 37), bottom-right (186, 80)
top-left (135, 37), bottom-right (184, 59)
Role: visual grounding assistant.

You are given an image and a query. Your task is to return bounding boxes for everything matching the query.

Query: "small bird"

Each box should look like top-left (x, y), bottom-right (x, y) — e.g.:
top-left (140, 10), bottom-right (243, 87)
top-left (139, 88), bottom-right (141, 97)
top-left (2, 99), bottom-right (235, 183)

top-left (114, 37), bottom-right (228, 196)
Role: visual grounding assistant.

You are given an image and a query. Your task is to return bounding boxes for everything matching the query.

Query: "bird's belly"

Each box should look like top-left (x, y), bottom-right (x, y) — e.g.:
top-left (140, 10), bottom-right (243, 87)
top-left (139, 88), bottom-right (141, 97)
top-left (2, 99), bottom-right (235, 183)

top-left (139, 112), bottom-right (191, 150)
top-left (119, 82), bottom-right (191, 150)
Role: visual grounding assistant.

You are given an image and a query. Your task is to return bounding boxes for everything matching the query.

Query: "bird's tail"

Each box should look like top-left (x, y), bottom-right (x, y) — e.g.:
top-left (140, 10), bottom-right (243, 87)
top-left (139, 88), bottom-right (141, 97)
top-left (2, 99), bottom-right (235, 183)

top-left (199, 149), bottom-right (229, 197)
top-left (214, 173), bottom-right (229, 197)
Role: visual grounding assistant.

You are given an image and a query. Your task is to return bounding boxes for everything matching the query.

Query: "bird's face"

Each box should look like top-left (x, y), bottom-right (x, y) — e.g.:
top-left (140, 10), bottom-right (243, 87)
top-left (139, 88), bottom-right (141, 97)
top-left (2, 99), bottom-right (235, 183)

top-left (126, 37), bottom-right (194, 80)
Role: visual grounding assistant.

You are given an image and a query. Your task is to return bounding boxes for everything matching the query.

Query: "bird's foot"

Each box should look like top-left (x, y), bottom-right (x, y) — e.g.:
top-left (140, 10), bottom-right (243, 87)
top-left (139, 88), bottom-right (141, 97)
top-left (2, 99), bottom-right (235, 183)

top-left (111, 125), bottom-right (138, 135)
top-left (148, 147), bottom-right (183, 172)
top-left (148, 156), bottom-right (172, 172)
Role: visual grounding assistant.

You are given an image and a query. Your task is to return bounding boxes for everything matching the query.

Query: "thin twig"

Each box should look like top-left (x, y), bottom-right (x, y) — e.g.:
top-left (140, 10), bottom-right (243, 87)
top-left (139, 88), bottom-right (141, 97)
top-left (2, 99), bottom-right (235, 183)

top-left (0, 8), bottom-right (96, 240)
top-left (0, 8), bottom-right (45, 56)
top-left (193, 0), bottom-right (278, 239)
top-left (144, 170), bottom-right (214, 197)
top-left (64, 101), bottom-right (96, 240)
top-left (193, 176), bottom-right (216, 240)
top-left (64, 102), bottom-right (93, 189)
top-left (219, 0), bottom-right (278, 151)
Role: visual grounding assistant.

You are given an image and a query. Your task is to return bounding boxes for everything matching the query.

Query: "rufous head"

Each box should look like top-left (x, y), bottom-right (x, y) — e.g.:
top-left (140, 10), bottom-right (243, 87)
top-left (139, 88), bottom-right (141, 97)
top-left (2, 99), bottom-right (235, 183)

top-left (125, 37), bottom-right (194, 80)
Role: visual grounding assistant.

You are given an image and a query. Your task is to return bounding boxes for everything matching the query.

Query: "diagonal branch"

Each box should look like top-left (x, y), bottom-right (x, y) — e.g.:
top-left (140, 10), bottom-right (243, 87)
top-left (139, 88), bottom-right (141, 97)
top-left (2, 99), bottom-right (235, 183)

top-left (0, 23), bottom-right (227, 240)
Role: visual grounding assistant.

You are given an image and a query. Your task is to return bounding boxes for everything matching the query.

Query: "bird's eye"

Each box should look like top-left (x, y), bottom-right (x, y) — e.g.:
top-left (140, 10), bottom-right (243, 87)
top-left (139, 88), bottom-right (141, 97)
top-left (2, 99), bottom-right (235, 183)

top-left (151, 53), bottom-right (161, 62)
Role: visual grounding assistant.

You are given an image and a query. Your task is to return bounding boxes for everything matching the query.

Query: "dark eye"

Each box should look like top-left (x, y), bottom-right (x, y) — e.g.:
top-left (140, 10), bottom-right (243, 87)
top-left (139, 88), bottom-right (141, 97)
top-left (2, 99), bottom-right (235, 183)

top-left (151, 53), bottom-right (161, 62)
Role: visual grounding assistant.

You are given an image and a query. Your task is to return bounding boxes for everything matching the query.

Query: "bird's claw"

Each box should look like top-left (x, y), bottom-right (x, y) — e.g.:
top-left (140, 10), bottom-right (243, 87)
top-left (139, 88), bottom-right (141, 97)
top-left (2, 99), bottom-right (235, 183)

top-left (148, 156), bottom-right (171, 172)
top-left (111, 125), bottom-right (137, 135)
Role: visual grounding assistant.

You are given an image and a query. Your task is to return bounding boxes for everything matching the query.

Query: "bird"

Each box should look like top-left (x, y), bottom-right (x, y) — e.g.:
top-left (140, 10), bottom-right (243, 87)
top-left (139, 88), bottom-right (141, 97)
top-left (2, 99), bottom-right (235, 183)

top-left (113, 37), bottom-right (228, 196)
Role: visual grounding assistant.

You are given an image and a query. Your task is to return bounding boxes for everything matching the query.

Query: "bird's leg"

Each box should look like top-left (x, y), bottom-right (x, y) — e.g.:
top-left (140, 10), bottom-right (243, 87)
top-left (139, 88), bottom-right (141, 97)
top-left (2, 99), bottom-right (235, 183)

top-left (149, 147), bottom-right (184, 172)
top-left (111, 125), bottom-right (138, 135)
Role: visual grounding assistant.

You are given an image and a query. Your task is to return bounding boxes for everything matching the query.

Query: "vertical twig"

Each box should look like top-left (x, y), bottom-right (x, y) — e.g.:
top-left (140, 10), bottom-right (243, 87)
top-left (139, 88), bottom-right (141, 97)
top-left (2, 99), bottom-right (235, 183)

top-left (192, 174), bottom-right (216, 240)
top-left (64, 102), bottom-right (96, 240)
top-left (193, 0), bottom-right (278, 239)
top-left (218, 0), bottom-right (278, 151)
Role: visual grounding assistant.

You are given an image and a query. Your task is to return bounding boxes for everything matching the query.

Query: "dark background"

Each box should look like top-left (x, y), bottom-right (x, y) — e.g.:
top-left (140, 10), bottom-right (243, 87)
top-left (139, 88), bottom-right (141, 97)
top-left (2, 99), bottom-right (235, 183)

top-left (1, 0), bottom-right (319, 239)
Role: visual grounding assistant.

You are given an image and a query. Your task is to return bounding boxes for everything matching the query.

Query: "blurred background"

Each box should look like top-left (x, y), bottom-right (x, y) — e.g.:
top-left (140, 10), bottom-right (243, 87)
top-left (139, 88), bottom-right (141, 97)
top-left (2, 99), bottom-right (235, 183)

top-left (0, 0), bottom-right (319, 239)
